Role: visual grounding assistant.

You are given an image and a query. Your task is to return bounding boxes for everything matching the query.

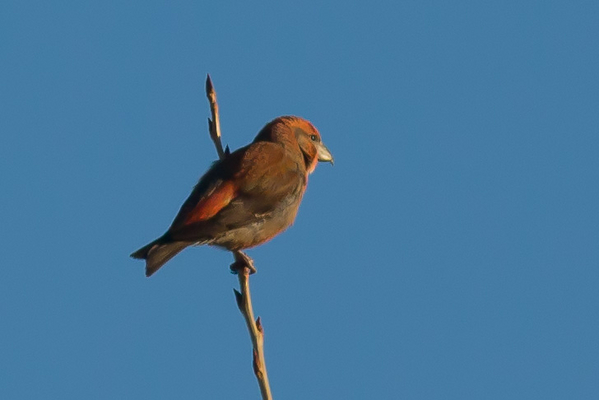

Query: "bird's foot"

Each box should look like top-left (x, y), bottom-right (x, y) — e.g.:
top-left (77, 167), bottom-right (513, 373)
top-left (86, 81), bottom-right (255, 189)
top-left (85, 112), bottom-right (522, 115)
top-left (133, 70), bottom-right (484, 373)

top-left (230, 251), bottom-right (257, 275)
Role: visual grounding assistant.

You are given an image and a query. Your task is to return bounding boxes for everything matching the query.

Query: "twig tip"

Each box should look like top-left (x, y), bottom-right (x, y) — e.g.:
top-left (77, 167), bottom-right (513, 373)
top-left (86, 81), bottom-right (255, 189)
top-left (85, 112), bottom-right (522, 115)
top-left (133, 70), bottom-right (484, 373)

top-left (205, 74), bottom-right (213, 94)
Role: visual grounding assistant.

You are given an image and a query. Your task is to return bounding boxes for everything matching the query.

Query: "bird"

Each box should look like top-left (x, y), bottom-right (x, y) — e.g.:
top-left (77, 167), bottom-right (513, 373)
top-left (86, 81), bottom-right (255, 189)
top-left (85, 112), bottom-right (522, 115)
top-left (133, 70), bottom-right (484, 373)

top-left (131, 116), bottom-right (333, 277)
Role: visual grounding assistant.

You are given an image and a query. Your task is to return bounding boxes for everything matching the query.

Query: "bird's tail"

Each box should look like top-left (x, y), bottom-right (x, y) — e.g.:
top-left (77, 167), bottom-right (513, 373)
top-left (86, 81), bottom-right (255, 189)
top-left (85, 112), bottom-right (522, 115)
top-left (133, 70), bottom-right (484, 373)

top-left (130, 238), bottom-right (189, 277)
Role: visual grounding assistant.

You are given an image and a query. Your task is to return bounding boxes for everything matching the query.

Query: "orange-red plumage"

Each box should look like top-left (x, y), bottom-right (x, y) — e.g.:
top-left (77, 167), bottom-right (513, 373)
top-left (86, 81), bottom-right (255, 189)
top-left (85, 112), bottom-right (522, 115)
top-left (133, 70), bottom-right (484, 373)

top-left (131, 116), bottom-right (333, 277)
top-left (181, 181), bottom-right (236, 225)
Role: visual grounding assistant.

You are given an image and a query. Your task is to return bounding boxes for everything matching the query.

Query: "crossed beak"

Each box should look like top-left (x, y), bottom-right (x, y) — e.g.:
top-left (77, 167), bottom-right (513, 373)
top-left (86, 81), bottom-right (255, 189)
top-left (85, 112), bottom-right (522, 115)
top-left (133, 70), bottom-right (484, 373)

top-left (316, 141), bottom-right (334, 165)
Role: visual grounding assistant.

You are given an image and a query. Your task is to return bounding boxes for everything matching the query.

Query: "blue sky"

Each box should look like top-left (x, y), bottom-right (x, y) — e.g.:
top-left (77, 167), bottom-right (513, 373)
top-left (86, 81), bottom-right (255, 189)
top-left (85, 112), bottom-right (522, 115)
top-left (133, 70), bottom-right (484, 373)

top-left (1, 1), bottom-right (598, 399)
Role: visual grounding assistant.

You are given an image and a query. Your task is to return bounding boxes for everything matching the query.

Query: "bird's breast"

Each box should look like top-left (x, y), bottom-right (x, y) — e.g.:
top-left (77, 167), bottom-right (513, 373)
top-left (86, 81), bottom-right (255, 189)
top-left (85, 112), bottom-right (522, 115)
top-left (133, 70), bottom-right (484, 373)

top-left (210, 186), bottom-right (305, 251)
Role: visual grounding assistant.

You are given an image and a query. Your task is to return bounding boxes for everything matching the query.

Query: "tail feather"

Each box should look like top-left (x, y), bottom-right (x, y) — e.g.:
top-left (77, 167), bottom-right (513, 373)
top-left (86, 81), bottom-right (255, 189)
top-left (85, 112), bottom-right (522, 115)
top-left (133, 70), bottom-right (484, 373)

top-left (131, 239), bottom-right (190, 277)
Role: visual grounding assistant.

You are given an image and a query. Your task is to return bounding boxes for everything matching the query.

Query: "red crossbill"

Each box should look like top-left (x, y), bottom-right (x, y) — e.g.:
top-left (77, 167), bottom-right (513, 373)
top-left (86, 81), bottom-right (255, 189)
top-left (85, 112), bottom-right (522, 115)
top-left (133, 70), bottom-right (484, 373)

top-left (131, 116), bottom-right (333, 277)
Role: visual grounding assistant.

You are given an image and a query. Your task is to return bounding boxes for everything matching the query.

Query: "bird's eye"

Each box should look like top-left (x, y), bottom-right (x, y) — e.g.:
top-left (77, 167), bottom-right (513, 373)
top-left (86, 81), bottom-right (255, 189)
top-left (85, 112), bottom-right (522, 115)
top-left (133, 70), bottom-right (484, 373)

top-left (310, 135), bottom-right (318, 141)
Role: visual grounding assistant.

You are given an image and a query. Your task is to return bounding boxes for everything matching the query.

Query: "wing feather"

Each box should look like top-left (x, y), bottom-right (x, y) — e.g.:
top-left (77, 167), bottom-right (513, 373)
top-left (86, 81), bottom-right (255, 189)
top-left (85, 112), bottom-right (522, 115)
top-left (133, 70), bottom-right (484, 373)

top-left (167, 141), bottom-right (304, 242)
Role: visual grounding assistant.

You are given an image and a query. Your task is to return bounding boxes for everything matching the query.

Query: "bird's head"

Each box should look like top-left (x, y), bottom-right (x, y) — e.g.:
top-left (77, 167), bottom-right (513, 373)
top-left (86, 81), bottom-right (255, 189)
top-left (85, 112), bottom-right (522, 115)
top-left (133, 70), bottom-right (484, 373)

top-left (254, 116), bottom-right (334, 173)
top-left (284, 116), bottom-right (335, 173)
top-left (293, 119), bottom-right (334, 174)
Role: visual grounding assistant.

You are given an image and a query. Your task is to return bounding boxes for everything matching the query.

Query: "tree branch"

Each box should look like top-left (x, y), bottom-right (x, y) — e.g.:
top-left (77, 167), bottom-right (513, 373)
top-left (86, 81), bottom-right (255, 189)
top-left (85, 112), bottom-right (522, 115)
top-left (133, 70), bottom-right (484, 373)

top-left (205, 74), bottom-right (228, 159)
top-left (233, 265), bottom-right (272, 400)
top-left (205, 74), bottom-right (272, 400)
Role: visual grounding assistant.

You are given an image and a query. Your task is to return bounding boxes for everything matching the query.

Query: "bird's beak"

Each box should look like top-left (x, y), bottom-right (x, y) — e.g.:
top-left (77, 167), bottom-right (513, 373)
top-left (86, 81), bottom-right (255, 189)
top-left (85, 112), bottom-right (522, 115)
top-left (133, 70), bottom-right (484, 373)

top-left (316, 142), bottom-right (334, 165)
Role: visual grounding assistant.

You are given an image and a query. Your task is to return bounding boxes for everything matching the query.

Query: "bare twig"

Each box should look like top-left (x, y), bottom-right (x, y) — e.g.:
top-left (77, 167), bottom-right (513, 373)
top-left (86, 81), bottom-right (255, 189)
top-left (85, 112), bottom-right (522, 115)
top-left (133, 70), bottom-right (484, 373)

top-left (205, 74), bottom-right (272, 400)
top-left (233, 264), bottom-right (272, 400)
top-left (205, 74), bottom-right (226, 159)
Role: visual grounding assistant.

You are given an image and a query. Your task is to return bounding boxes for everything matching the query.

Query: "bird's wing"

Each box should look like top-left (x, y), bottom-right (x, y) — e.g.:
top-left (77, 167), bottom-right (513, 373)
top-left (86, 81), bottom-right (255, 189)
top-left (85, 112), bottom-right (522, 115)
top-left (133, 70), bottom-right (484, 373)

top-left (166, 142), bottom-right (304, 241)
top-left (168, 150), bottom-right (244, 232)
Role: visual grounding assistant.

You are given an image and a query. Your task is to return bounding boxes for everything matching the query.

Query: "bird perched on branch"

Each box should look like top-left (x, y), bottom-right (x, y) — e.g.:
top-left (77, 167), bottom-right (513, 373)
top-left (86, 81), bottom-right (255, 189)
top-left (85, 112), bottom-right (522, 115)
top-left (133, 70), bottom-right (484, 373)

top-left (131, 116), bottom-right (333, 277)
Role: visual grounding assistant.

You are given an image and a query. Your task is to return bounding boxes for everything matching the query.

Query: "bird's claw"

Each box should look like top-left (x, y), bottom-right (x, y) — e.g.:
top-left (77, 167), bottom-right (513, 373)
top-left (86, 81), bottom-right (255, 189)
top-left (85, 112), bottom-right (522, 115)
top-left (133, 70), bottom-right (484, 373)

top-left (230, 251), bottom-right (257, 275)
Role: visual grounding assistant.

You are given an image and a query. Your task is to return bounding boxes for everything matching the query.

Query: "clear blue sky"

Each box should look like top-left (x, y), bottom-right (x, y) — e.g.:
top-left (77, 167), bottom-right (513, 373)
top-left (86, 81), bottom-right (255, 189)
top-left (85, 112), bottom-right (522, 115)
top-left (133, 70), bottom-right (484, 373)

top-left (1, 1), bottom-right (598, 399)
